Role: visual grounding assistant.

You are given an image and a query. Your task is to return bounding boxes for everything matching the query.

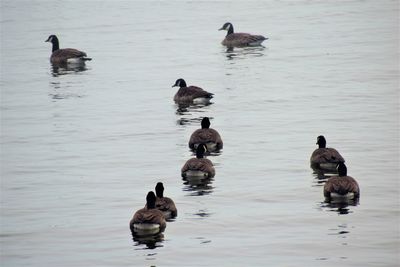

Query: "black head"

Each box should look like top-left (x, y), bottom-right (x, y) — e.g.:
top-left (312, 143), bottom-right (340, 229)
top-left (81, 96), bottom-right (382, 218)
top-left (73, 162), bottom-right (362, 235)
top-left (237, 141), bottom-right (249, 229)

top-left (155, 182), bottom-right (164, 198)
top-left (316, 135), bottom-right (326, 148)
top-left (201, 117), bottom-right (211, 129)
top-left (337, 162), bottom-right (347, 176)
top-left (219, 22), bottom-right (233, 31)
top-left (196, 144), bottom-right (207, 158)
top-left (146, 191), bottom-right (157, 209)
top-left (45, 35), bottom-right (58, 44)
top-left (46, 35), bottom-right (59, 52)
top-left (172, 78), bottom-right (187, 88)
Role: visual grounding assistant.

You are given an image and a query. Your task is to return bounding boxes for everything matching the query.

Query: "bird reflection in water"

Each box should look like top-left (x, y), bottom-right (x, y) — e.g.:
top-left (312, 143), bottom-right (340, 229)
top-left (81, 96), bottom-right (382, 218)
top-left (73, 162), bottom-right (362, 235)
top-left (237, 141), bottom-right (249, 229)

top-left (176, 116), bottom-right (204, 127)
top-left (182, 176), bottom-right (214, 197)
top-left (320, 198), bottom-right (359, 215)
top-left (328, 223), bottom-right (350, 236)
top-left (176, 102), bottom-right (213, 125)
top-left (131, 231), bottom-right (164, 250)
top-left (312, 169), bottom-right (337, 186)
top-left (224, 46), bottom-right (266, 60)
top-left (193, 209), bottom-right (212, 219)
top-left (50, 62), bottom-right (88, 77)
top-left (327, 223), bottom-right (352, 251)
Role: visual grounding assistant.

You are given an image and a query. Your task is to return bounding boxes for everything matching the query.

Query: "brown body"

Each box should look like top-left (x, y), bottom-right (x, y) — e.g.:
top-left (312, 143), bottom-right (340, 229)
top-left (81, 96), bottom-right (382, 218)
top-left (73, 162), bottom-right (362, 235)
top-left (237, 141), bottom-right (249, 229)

top-left (174, 86), bottom-right (213, 103)
top-left (130, 207), bottom-right (166, 230)
top-left (188, 128), bottom-right (223, 151)
top-left (155, 197), bottom-right (177, 218)
top-left (50, 48), bottom-right (88, 64)
top-left (324, 175), bottom-right (360, 199)
top-left (310, 147), bottom-right (345, 166)
top-left (222, 33), bottom-right (267, 47)
top-left (181, 157), bottom-right (215, 178)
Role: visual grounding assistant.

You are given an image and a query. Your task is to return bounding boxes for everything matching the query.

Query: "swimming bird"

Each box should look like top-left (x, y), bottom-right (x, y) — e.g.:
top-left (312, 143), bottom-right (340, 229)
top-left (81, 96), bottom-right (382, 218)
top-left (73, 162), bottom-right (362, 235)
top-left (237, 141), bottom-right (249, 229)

top-left (172, 78), bottom-right (214, 104)
top-left (181, 144), bottom-right (215, 178)
top-left (188, 117), bottom-right (223, 152)
top-left (45, 35), bottom-right (92, 65)
top-left (310, 135), bottom-right (345, 172)
top-left (154, 182), bottom-right (177, 219)
top-left (130, 191), bottom-right (166, 234)
top-left (324, 162), bottom-right (360, 201)
top-left (218, 22), bottom-right (267, 47)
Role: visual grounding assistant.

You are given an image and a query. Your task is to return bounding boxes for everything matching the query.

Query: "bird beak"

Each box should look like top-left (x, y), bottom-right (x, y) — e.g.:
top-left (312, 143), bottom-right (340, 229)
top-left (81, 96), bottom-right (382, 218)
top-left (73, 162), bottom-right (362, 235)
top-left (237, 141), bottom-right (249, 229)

top-left (172, 84), bottom-right (176, 87)
top-left (218, 27), bottom-right (223, 31)
top-left (45, 39), bottom-right (49, 42)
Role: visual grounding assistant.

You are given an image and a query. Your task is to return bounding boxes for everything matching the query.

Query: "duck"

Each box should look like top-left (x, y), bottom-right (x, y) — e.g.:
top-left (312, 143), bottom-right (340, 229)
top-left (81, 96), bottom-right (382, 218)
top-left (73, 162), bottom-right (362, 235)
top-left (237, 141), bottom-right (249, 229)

top-left (130, 191), bottom-right (166, 235)
top-left (310, 135), bottom-right (345, 172)
top-left (182, 144), bottom-right (215, 178)
top-left (218, 22), bottom-right (267, 47)
top-left (172, 78), bottom-right (214, 104)
top-left (188, 117), bottom-right (223, 152)
top-left (324, 162), bottom-right (360, 201)
top-left (45, 35), bottom-right (92, 65)
top-left (154, 182), bottom-right (177, 219)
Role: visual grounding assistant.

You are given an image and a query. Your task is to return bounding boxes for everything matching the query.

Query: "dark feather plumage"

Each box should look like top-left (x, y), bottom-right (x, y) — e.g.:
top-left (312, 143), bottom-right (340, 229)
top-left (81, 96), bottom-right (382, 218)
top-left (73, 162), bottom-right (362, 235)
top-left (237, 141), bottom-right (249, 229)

top-left (46, 35), bottom-right (91, 64)
top-left (219, 22), bottom-right (267, 47)
top-left (130, 207), bottom-right (166, 230)
top-left (50, 48), bottom-right (91, 64)
top-left (181, 158), bottom-right (215, 178)
top-left (174, 86), bottom-right (214, 103)
top-left (155, 197), bottom-right (177, 218)
top-left (188, 128), bottom-right (223, 151)
top-left (310, 148), bottom-right (345, 164)
top-left (324, 176), bottom-right (360, 198)
top-left (222, 33), bottom-right (267, 47)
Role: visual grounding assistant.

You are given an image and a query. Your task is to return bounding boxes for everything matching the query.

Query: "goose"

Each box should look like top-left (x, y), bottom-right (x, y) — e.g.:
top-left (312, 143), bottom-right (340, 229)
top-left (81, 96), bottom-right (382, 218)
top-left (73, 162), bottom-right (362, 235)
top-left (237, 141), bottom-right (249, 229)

top-left (154, 182), bottom-right (177, 219)
top-left (188, 117), bottom-right (223, 152)
top-left (218, 22), bottom-right (267, 47)
top-left (130, 191), bottom-right (166, 235)
top-left (181, 144), bottom-right (215, 178)
top-left (324, 162), bottom-right (360, 201)
top-left (310, 135), bottom-right (345, 172)
top-left (45, 35), bottom-right (92, 65)
top-left (172, 78), bottom-right (213, 104)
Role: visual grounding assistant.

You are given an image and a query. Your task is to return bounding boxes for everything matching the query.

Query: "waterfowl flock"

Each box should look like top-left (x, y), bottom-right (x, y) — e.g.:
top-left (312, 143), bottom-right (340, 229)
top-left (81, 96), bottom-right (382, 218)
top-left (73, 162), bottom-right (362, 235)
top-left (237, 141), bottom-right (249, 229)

top-left (46, 22), bottom-right (360, 241)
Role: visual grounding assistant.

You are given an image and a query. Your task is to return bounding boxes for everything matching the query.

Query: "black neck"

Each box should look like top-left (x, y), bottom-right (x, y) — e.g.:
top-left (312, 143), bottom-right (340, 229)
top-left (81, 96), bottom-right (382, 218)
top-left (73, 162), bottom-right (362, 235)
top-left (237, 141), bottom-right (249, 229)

top-left (339, 171), bottom-right (347, 177)
top-left (196, 151), bottom-right (204, 159)
top-left (180, 80), bottom-right (187, 88)
top-left (338, 164), bottom-right (347, 177)
top-left (155, 183), bottom-right (164, 198)
top-left (52, 39), bottom-right (59, 52)
top-left (227, 25), bottom-right (234, 35)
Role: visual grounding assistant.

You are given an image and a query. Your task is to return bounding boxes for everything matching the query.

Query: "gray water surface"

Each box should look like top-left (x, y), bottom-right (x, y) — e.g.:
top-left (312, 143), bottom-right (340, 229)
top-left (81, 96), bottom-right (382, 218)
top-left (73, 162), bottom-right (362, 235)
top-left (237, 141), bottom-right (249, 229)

top-left (1, 1), bottom-right (399, 266)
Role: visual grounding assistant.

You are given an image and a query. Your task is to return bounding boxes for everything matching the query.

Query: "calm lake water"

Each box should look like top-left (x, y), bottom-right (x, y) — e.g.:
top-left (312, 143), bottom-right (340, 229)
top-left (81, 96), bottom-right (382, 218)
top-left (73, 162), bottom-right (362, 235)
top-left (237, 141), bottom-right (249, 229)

top-left (1, 0), bottom-right (399, 266)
